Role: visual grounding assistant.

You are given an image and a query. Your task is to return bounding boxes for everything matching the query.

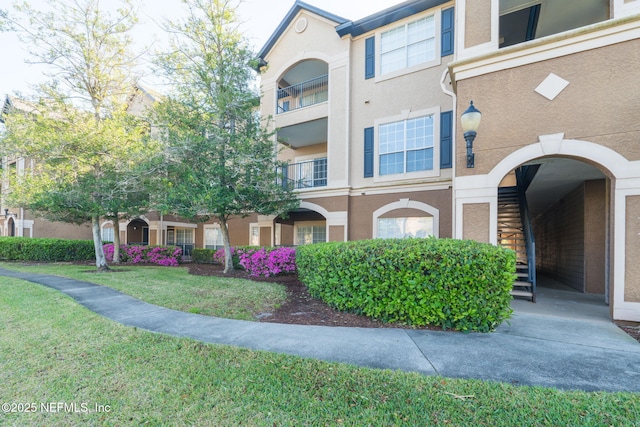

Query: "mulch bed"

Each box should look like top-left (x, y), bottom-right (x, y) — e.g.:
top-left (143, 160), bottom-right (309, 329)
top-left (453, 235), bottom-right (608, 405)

top-left (186, 263), bottom-right (435, 330)
top-left (186, 263), bottom-right (640, 343)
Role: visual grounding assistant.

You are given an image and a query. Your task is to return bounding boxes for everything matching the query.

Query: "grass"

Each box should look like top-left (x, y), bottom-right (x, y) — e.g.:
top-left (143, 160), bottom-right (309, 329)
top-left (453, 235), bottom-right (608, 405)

top-left (0, 262), bottom-right (286, 320)
top-left (1, 276), bottom-right (639, 426)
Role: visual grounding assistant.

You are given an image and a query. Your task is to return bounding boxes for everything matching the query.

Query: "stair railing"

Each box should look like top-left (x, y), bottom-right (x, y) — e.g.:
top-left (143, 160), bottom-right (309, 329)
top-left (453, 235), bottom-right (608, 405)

top-left (515, 167), bottom-right (537, 301)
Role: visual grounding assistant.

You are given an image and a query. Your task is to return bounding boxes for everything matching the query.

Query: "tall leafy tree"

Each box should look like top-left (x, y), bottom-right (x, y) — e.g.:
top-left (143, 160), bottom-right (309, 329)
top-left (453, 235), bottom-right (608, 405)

top-left (153, 0), bottom-right (298, 273)
top-left (0, 0), bottom-right (157, 270)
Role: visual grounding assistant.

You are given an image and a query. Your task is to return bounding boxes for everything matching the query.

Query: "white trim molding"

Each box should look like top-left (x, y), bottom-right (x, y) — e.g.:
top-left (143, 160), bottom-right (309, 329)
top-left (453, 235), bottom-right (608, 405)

top-left (614, 0), bottom-right (640, 18)
top-left (451, 12), bottom-right (640, 85)
top-left (299, 201), bottom-right (348, 241)
top-left (454, 134), bottom-right (640, 322)
top-left (372, 198), bottom-right (440, 238)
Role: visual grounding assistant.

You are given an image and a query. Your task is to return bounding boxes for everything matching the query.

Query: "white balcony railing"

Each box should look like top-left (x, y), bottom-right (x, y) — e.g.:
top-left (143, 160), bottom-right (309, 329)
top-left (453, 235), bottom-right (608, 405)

top-left (277, 75), bottom-right (328, 114)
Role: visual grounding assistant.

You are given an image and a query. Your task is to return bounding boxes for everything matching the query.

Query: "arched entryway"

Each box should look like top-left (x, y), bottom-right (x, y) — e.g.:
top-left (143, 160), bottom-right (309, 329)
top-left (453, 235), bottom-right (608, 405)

top-left (127, 218), bottom-right (149, 245)
top-left (7, 217), bottom-right (15, 237)
top-left (455, 134), bottom-right (640, 321)
top-left (276, 201), bottom-right (348, 246)
top-left (498, 157), bottom-right (610, 303)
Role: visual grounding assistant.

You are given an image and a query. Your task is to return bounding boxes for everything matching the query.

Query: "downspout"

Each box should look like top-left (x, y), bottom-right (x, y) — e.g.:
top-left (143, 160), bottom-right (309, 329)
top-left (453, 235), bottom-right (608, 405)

top-left (19, 207), bottom-right (25, 237)
top-left (160, 214), bottom-right (164, 245)
top-left (440, 67), bottom-right (457, 239)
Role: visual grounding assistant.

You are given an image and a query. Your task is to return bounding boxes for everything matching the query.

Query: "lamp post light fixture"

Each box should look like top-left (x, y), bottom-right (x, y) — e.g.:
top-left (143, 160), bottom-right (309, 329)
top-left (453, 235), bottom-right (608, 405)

top-left (460, 101), bottom-right (482, 168)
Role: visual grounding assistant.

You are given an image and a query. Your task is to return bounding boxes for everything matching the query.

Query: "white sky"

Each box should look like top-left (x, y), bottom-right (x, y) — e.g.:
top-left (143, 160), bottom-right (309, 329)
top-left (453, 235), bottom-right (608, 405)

top-left (0, 0), bottom-right (404, 98)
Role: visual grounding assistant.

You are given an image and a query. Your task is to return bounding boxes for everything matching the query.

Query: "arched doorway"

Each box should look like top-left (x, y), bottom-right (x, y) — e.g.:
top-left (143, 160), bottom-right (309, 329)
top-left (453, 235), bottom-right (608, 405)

top-left (127, 218), bottom-right (149, 245)
top-left (455, 134), bottom-right (640, 320)
top-left (276, 201), bottom-right (347, 246)
top-left (498, 157), bottom-right (609, 304)
top-left (7, 217), bottom-right (15, 237)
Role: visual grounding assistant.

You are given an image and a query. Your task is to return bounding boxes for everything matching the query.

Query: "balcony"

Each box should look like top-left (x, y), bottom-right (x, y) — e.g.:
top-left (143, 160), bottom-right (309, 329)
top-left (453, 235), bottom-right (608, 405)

top-left (499, 0), bottom-right (609, 49)
top-left (277, 75), bottom-right (328, 114)
top-left (279, 158), bottom-right (327, 190)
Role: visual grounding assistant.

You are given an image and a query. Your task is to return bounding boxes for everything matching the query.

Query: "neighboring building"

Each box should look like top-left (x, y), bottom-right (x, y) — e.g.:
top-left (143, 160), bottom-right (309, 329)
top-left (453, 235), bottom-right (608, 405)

top-left (0, 96), bottom-right (94, 240)
top-left (2, 0), bottom-right (640, 322)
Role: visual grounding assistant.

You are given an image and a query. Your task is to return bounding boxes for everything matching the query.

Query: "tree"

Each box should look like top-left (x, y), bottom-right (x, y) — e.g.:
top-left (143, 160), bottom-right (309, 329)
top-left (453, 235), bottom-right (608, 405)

top-left (0, 0), bottom-right (156, 270)
top-left (153, 0), bottom-right (298, 273)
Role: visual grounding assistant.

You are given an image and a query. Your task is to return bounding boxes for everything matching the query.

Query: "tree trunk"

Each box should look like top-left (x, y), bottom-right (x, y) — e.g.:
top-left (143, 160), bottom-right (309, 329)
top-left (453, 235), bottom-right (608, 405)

top-left (92, 215), bottom-right (110, 271)
top-left (219, 217), bottom-right (234, 274)
top-left (112, 217), bottom-right (121, 264)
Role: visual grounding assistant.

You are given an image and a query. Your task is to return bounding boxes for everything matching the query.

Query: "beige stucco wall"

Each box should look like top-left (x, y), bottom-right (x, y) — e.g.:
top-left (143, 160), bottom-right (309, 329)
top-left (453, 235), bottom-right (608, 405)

top-left (279, 143), bottom-right (327, 163)
top-left (455, 38), bottom-right (640, 176)
top-left (625, 195), bottom-right (640, 303)
top-left (464, 0), bottom-right (492, 48)
top-left (349, 3), bottom-right (455, 190)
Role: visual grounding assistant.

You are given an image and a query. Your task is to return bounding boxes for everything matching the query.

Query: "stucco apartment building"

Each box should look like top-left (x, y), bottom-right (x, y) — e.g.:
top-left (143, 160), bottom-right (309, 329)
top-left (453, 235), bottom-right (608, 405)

top-left (2, 0), bottom-right (639, 322)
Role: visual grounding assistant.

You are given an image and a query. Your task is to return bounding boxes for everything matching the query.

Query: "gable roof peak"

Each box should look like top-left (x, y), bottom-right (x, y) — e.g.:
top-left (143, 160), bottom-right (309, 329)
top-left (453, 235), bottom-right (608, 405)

top-left (257, 0), bottom-right (349, 64)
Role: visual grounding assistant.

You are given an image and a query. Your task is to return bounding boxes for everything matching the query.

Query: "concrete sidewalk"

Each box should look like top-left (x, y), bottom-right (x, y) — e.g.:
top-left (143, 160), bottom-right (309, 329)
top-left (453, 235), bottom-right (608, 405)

top-left (2, 267), bottom-right (639, 392)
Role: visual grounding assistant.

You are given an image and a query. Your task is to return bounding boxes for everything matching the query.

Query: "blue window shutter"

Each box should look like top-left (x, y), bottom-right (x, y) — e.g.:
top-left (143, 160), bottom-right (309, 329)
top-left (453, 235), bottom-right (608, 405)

top-left (440, 111), bottom-right (453, 169)
top-left (364, 127), bottom-right (374, 177)
top-left (365, 37), bottom-right (375, 79)
top-left (441, 7), bottom-right (455, 57)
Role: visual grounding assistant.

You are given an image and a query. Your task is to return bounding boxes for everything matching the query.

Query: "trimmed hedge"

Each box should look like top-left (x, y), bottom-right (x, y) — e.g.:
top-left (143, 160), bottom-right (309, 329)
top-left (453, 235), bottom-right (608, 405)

top-left (0, 237), bottom-right (95, 262)
top-left (191, 248), bottom-right (217, 264)
top-left (296, 238), bottom-right (515, 332)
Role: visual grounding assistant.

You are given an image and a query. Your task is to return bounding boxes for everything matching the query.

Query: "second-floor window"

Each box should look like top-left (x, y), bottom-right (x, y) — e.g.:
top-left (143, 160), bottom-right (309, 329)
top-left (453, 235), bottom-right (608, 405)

top-left (379, 115), bottom-right (434, 175)
top-left (380, 15), bottom-right (435, 75)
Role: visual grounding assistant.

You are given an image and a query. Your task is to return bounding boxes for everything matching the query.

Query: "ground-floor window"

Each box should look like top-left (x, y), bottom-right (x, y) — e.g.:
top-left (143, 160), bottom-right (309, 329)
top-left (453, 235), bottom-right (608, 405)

top-left (296, 224), bottom-right (326, 245)
top-left (249, 224), bottom-right (260, 246)
top-left (168, 228), bottom-right (195, 256)
top-left (377, 216), bottom-right (433, 239)
top-left (102, 226), bottom-right (114, 243)
top-left (204, 225), bottom-right (223, 249)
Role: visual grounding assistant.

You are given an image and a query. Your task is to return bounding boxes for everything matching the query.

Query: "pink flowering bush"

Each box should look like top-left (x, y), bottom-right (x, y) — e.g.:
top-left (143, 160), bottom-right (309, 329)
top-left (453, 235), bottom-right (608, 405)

top-left (103, 244), bottom-right (182, 267)
top-left (214, 246), bottom-right (297, 277)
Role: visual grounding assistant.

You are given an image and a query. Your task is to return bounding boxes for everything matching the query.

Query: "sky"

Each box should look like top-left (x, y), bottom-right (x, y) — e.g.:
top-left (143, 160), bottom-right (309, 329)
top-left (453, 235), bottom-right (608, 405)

top-left (0, 0), bottom-right (404, 99)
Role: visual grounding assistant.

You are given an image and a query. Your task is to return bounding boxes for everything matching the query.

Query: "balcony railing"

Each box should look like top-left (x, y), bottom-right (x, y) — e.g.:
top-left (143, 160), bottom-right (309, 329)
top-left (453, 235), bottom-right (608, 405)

top-left (279, 158), bottom-right (327, 189)
top-left (277, 75), bottom-right (328, 114)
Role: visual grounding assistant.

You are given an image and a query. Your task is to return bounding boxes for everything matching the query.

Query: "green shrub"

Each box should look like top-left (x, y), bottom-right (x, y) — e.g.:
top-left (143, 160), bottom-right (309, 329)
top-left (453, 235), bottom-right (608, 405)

top-left (0, 237), bottom-right (95, 262)
top-left (296, 238), bottom-right (515, 332)
top-left (191, 248), bottom-right (217, 264)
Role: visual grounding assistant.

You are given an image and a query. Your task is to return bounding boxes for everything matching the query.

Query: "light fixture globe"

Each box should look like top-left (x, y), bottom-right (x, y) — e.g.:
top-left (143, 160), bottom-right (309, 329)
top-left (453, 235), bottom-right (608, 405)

top-left (461, 101), bottom-right (481, 168)
top-left (461, 101), bottom-right (481, 134)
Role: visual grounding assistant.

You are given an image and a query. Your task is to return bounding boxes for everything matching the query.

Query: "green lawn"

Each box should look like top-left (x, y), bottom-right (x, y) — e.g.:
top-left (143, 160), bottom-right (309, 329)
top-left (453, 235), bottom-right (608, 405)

top-left (1, 262), bottom-right (286, 320)
top-left (1, 266), bottom-right (639, 425)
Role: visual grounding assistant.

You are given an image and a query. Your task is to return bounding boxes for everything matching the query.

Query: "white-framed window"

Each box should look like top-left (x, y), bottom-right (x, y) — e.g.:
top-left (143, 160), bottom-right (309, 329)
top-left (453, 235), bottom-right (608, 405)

top-left (102, 226), bottom-right (115, 243)
top-left (377, 217), bottom-right (434, 239)
top-left (176, 228), bottom-right (193, 245)
top-left (296, 224), bottom-right (326, 245)
top-left (204, 225), bottom-right (224, 249)
top-left (379, 115), bottom-right (434, 175)
top-left (249, 223), bottom-right (260, 246)
top-left (380, 15), bottom-right (436, 76)
top-left (168, 228), bottom-right (194, 245)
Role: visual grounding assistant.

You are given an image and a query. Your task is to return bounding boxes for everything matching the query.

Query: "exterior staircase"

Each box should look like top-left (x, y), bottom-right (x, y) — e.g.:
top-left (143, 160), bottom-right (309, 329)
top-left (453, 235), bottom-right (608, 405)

top-left (498, 186), bottom-right (536, 302)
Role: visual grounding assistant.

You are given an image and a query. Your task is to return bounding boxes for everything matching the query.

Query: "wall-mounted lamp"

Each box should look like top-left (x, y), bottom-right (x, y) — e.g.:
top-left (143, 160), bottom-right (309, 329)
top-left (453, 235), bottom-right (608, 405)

top-left (460, 101), bottom-right (482, 168)
top-left (3, 208), bottom-right (14, 218)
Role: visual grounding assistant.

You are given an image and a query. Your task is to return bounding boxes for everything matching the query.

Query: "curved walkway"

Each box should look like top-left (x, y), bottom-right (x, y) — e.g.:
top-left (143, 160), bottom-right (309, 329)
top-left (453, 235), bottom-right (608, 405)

top-left (2, 267), bottom-right (639, 392)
